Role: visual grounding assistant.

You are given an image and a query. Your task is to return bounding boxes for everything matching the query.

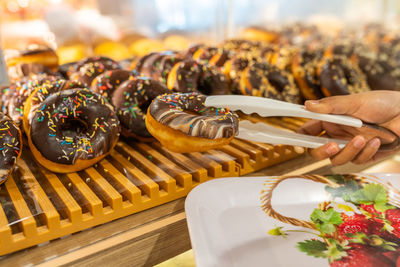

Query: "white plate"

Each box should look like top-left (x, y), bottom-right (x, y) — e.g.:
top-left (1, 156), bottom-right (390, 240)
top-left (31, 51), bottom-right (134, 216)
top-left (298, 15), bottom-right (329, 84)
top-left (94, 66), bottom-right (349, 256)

top-left (185, 174), bottom-right (400, 267)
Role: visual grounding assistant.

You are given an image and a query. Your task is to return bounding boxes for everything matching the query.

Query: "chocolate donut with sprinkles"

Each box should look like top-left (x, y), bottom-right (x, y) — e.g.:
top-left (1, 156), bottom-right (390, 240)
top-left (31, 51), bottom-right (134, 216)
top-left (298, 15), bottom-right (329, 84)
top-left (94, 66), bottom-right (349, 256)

top-left (28, 88), bottom-right (120, 173)
top-left (146, 92), bottom-right (239, 153)
top-left (112, 77), bottom-right (170, 140)
top-left (69, 56), bottom-right (121, 86)
top-left (23, 79), bottom-right (85, 133)
top-left (0, 113), bottom-right (22, 184)
top-left (91, 69), bottom-right (134, 102)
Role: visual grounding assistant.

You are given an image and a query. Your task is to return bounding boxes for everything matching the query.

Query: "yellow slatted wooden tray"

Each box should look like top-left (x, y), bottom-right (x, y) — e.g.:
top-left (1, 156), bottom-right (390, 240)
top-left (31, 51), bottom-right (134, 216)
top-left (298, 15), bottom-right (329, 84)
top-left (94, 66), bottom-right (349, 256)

top-left (0, 118), bottom-right (305, 256)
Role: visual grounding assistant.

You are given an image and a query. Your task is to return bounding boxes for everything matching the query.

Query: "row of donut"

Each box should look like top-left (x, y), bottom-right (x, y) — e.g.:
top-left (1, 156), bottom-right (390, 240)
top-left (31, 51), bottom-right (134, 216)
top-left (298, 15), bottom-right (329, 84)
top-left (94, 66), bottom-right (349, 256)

top-left (0, 51), bottom-right (242, 183)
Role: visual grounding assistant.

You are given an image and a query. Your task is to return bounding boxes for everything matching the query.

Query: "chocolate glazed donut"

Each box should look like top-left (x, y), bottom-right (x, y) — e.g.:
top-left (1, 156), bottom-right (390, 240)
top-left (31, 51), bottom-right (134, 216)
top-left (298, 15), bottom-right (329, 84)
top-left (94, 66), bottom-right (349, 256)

top-left (291, 48), bottom-right (324, 100)
top-left (91, 69), bottom-right (134, 102)
top-left (146, 92), bottom-right (239, 153)
top-left (23, 79), bottom-right (85, 133)
top-left (198, 65), bottom-right (229, 95)
top-left (28, 89), bottom-right (120, 173)
top-left (167, 59), bottom-right (202, 92)
top-left (112, 77), bottom-right (170, 140)
top-left (8, 75), bottom-right (59, 126)
top-left (69, 56), bottom-right (121, 86)
top-left (0, 114), bottom-right (22, 184)
top-left (318, 56), bottom-right (370, 96)
top-left (241, 62), bottom-right (302, 103)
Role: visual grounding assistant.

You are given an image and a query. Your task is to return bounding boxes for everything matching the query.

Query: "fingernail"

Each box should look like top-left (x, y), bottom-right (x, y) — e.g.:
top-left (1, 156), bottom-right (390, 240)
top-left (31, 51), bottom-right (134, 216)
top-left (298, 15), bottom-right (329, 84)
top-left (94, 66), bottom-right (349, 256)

top-left (353, 136), bottom-right (366, 148)
top-left (306, 100), bottom-right (320, 105)
top-left (370, 138), bottom-right (380, 148)
top-left (326, 144), bottom-right (339, 156)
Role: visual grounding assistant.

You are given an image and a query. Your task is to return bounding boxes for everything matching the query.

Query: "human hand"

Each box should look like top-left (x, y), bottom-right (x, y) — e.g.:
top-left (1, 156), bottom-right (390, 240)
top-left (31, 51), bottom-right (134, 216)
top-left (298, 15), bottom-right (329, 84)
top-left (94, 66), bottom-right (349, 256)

top-left (298, 91), bottom-right (400, 165)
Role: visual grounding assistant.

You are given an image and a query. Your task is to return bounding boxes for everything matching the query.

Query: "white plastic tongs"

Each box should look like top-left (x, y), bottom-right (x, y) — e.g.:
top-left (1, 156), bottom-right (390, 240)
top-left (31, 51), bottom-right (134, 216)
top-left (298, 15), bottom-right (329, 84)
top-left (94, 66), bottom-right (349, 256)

top-left (205, 95), bottom-right (400, 151)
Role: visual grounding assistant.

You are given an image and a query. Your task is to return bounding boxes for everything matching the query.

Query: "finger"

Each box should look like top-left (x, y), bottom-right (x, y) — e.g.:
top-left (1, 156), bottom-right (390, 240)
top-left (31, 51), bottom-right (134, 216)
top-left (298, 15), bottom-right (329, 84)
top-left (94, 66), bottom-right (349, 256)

top-left (330, 135), bottom-right (366, 165)
top-left (309, 142), bottom-right (341, 160)
top-left (352, 138), bottom-right (381, 165)
top-left (297, 120), bottom-right (323, 135)
top-left (305, 95), bottom-right (361, 115)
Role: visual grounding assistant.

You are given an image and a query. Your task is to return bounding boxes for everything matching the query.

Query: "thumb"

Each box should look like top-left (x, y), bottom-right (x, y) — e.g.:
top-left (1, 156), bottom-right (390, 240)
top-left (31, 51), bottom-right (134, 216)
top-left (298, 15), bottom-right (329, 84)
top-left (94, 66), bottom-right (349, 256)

top-left (304, 95), bottom-right (361, 115)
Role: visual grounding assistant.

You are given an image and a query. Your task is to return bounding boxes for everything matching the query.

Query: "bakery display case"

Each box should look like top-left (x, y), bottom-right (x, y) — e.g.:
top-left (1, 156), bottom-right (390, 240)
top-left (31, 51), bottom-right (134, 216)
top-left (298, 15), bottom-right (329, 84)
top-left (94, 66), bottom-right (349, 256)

top-left (1, 0), bottom-right (400, 266)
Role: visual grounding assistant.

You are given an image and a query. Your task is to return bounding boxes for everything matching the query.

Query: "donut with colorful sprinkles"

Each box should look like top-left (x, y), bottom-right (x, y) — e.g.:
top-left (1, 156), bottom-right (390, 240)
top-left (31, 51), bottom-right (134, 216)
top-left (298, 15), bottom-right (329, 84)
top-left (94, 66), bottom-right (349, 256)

top-left (28, 88), bottom-right (120, 173)
top-left (0, 113), bottom-right (22, 184)
top-left (112, 77), bottom-right (170, 140)
top-left (23, 79), bottom-right (85, 133)
top-left (146, 92), bottom-right (239, 153)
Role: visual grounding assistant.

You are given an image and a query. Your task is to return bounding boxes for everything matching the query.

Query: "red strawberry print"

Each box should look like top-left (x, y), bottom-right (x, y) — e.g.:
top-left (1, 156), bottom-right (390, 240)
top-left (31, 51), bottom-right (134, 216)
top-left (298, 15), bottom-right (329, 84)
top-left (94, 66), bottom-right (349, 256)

top-left (330, 245), bottom-right (393, 267)
top-left (383, 248), bottom-right (400, 264)
top-left (386, 209), bottom-right (400, 224)
top-left (360, 204), bottom-right (381, 217)
top-left (339, 213), bottom-right (371, 239)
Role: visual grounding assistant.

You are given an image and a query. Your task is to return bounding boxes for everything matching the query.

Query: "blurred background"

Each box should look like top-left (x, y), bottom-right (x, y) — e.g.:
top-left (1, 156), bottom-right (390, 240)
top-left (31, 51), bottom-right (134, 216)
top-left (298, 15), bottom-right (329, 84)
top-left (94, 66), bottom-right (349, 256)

top-left (1, 0), bottom-right (399, 63)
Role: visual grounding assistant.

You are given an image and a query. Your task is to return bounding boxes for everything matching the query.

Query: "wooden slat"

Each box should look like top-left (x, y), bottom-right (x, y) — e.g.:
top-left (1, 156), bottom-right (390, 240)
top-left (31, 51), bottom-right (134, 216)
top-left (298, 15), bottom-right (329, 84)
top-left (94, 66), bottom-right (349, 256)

top-left (135, 143), bottom-right (192, 188)
top-left (186, 152), bottom-right (222, 178)
top-left (0, 203), bottom-right (12, 245)
top-left (110, 151), bottom-right (159, 199)
top-left (98, 159), bottom-right (142, 203)
top-left (151, 143), bottom-right (208, 183)
top-left (18, 160), bottom-right (60, 231)
top-left (83, 168), bottom-right (123, 210)
top-left (39, 168), bottom-right (82, 224)
top-left (66, 173), bottom-right (103, 217)
top-left (204, 150), bottom-right (237, 173)
top-left (230, 139), bottom-right (262, 162)
top-left (117, 143), bottom-right (176, 193)
top-left (5, 176), bottom-right (37, 237)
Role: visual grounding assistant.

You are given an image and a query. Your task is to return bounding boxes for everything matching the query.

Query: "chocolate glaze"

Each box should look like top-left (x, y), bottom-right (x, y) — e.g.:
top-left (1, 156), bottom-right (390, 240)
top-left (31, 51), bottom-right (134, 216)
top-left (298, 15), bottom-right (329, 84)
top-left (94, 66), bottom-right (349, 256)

top-left (26, 79), bottom-right (85, 126)
top-left (112, 77), bottom-right (170, 138)
top-left (170, 59), bottom-right (202, 92)
top-left (72, 56), bottom-right (120, 73)
top-left (30, 89), bottom-right (120, 165)
top-left (91, 69), bottom-right (134, 102)
top-left (0, 114), bottom-right (21, 184)
top-left (57, 62), bottom-right (77, 79)
top-left (244, 62), bottom-right (301, 103)
top-left (134, 53), bottom-right (157, 74)
top-left (198, 65), bottom-right (229, 95)
top-left (70, 56), bottom-right (121, 86)
top-left (209, 48), bottom-right (232, 67)
top-left (149, 92), bottom-right (238, 139)
top-left (294, 49), bottom-right (324, 99)
top-left (19, 44), bottom-right (55, 57)
top-left (8, 75), bottom-right (59, 125)
top-left (7, 63), bottom-right (55, 81)
top-left (156, 53), bottom-right (183, 83)
top-left (319, 56), bottom-right (370, 96)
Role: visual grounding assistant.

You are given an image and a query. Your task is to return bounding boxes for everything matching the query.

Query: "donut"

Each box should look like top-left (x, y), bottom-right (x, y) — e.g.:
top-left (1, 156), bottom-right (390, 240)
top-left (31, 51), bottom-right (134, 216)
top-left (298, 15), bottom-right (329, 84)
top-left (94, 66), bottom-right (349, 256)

top-left (0, 113), bottom-right (22, 184)
top-left (223, 54), bottom-right (255, 94)
top-left (167, 59), bottom-right (202, 92)
top-left (198, 65), bottom-right (229, 95)
top-left (291, 48), bottom-right (324, 100)
top-left (146, 92), bottom-right (239, 153)
top-left (112, 77), bottom-right (170, 140)
top-left (23, 79), bottom-right (85, 133)
top-left (154, 53), bottom-right (183, 83)
top-left (6, 44), bottom-right (59, 71)
top-left (28, 88), bottom-right (120, 173)
top-left (192, 46), bottom-right (218, 63)
top-left (317, 56), bottom-right (370, 96)
top-left (7, 63), bottom-right (55, 82)
top-left (241, 27), bottom-right (280, 43)
top-left (69, 56), bottom-right (121, 86)
top-left (91, 69), bottom-right (134, 101)
top-left (7, 75), bottom-right (59, 126)
top-left (240, 62), bottom-right (302, 103)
